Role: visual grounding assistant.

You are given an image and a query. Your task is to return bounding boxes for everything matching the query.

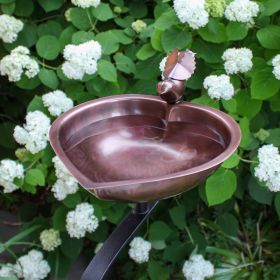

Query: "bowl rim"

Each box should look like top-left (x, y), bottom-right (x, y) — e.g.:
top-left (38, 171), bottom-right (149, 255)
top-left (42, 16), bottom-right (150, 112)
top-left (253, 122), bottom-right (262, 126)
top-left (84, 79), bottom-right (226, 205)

top-left (50, 94), bottom-right (241, 189)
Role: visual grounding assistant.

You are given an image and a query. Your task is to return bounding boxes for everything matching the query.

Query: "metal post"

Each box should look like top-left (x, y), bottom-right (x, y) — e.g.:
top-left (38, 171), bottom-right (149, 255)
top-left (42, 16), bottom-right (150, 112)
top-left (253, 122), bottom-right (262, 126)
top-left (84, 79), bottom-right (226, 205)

top-left (80, 201), bottom-right (159, 280)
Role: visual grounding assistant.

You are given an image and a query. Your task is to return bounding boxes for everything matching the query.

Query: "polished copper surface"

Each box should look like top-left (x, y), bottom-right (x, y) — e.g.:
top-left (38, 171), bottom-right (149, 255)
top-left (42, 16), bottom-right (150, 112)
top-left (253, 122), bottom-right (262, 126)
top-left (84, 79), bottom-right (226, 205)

top-left (157, 49), bottom-right (196, 104)
top-left (49, 94), bottom-right (241, 202)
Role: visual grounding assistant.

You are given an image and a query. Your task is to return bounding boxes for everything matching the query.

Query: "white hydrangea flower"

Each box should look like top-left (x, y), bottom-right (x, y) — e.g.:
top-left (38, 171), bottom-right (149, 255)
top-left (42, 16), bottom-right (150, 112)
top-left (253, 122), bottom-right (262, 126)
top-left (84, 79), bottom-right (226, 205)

top-left (0, 263), bottom-right (16, 277)
top-left (131, 20), bottom-right (147, 33)
top-left (225, 0), bottom-right (259, 23)
top-left (0, 15), bottom-right (24, 43)
top-left (272, 54), bottom-right (280, 80)
top-left (13, 250), bottom-right (50, 280)
top-left (0, 159), bottom-right (24, 193)
top-left (159, 56), bottom-right (167, 79)
top-left (13, 111), bottom-right (51, 154)
top-left (66, 202), bottom-right (99, 238)
top-left (51, 156), bottom-right (78, 200)
top-left (0, 46), bottom-right (39, 82)
top-left (71, 0), bottom-right (100, 8)
top-left (173, 0), bottom-right (209, 29)
top-left (62, 40), bottom-right (102, 80)
top-left (222, 47), bottom-right (253, 74)
top-left (254, 144), bottom-right (280, 192)
top-left (128, 237), bottom-right (152, 264)
top-left (40, 229), bottom-right (62, 251)
top-left (42, 90), bottom-right (73, 117)
top-left (182, 254), bottom-right (214, 280)
top-left (203, 74), bottom-right (234, 100)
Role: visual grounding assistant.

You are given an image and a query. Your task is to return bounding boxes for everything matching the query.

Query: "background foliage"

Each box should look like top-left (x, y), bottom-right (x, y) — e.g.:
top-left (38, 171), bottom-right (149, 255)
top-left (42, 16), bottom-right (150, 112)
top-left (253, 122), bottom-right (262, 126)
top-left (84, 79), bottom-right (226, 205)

top-left (0, 0), bottom-right (280, 279)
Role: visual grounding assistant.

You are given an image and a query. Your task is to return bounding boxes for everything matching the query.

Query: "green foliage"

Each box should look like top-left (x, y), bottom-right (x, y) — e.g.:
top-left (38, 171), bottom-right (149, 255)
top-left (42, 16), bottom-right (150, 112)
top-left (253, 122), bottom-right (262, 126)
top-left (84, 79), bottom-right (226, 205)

top-left (0, 1), bottom-right (280, 279)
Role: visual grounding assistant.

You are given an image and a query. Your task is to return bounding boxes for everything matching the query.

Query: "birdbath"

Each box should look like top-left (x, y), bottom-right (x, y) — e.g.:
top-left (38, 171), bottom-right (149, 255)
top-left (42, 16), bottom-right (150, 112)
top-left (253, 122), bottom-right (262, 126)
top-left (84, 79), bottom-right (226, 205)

top-left (49, 49), bottom-right (241, 280)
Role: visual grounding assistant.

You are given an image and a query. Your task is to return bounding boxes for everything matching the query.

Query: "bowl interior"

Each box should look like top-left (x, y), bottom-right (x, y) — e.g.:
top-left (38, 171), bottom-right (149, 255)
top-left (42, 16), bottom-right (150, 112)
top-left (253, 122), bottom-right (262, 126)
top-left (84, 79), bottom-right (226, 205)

top-left (51, 95), bottom-right (237, 188)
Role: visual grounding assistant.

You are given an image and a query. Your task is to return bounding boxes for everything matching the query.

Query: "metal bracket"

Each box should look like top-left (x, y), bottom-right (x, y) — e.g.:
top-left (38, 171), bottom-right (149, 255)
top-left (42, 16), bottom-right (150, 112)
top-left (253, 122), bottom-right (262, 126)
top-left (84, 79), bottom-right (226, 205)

top-left (80, 201), bottom-right (159, 280)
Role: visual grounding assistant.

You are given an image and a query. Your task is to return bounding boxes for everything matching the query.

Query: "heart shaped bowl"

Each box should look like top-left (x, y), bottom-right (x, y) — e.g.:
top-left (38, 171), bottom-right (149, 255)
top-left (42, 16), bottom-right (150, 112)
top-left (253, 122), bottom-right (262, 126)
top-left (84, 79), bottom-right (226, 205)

top-left (49, 94), bottom-right (241, 202)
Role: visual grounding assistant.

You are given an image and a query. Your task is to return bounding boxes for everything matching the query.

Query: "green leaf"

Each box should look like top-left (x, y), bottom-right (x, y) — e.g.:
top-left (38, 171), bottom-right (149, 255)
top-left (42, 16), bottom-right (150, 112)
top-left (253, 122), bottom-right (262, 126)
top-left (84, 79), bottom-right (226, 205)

top-left (39, 68), bottom-right (59, 89)
top-left (98, 60), bottom-right (117, 82)
top-left (16, 75), bottom-right (40, 90)
top-left (37, 21), bottom-right (63, 38)
top-left (25, 168), bottom-right (45, 186)
top-left (148, 260), bottom-right (169, 280)
top-left (266, 128), bottom-right (280, 146)
top-left (14, 0), bottom-right (33, 17)
top-left (151, 28), bottom-right (163, 51)
top-left (129, 0), bottom-right (147, 18)
top-left (154, 9), bottom-right (179, 30)
top-left (92, 3), bottom-right (113, 21)
top-left (222, 152), bottom-right (240, 169)
top-left (63, 193), bottom-right (82, 208)
top-left (36, 35), bottom-right (61, 60)
top-left (136, 43), bottom-right (156, 60)
top-left (53, 206), bottom-right (68, 231)
top-left (192, 39), bottom-right (225, 64)
top-left (161, 27), bottom-right (192, 52)
top-left (169, 205), bottom-right (186, 230)
top-left (262, 0), bottom-right (280, 16)
top-left (257, 25), bottom-right (280, 50)
top-left (70, 8), bottom-right (91, 30)
top-left (149, 221), bottom-right (172, 241)
top-left (251, 69), bottom-right (280, 100)
top-left (248, 178), bottom-right (273, 205)
top-left (0, 0), bottom-right (15, 3)
top-left (275, 193), bottom-right (280, 218)
top-left (61, 233), bottom-right (83, 259)
top-left (236, 90), bottom-right (262, 119)
top-left (114, 53), bottom-right (135, 74)
top-left (37, 0), bottom-right (63, 12)
top-left (226, 22), bottom-right (248, 41)
top-left (239, 117), bottom-right (252, 149)
top-left (96, 31), bottom-right (119, 55)
top-left (27, 95), bottom-right (49, 115)
top-left (217, 213), bottom-right (239, 236)
top-left (198, 18), bottom-right (227, 43)
top-left (205, 168), bottom-right (237, 206)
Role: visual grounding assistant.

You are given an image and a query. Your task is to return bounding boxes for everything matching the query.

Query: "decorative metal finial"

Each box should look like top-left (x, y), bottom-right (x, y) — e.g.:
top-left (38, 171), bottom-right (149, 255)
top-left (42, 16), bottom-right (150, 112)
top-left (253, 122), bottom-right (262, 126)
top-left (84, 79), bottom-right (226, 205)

top-left (157, 49), bottom-right (196, 104)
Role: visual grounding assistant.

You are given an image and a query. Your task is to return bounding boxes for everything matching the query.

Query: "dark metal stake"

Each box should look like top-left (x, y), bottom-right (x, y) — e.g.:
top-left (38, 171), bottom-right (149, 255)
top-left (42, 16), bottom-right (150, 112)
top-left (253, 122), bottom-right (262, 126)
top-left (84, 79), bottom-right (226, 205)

top-left (80, 201), bottom-right (159, 280)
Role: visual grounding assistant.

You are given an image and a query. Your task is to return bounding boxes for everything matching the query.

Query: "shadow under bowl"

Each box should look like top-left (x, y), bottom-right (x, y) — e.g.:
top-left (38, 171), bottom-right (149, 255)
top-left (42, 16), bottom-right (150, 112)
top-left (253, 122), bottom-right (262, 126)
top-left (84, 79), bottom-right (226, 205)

top-left (50, 94), bottom-right (241, 202)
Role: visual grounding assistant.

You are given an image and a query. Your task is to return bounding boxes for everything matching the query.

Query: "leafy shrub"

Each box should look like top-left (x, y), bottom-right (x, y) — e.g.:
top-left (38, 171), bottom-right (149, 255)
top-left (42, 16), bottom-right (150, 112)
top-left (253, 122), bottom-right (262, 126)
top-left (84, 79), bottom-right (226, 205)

top-left (0, 0), bottom-right (280, 279)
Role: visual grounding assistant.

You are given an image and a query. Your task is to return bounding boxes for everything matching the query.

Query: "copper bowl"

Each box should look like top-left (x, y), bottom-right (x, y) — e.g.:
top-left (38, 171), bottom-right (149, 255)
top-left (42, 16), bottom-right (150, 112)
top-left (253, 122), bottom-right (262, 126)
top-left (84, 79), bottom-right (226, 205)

top-left (49, 94), bottom-right (241, 202)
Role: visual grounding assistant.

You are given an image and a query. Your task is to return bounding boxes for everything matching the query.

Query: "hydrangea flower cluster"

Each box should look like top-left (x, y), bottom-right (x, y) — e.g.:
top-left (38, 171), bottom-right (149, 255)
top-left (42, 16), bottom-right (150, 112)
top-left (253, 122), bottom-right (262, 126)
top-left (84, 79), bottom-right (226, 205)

top-left (222, 47), bottom-right (253, 74)
top-left (128, 237), bottom-right (152, 264)
top-left (159, 56), bottom-right (167, 79)
top-left (42, 90), bottom-right (74, 117)
top-left (0, 250), bottom-right (50, 280)
top-left (203, 74), bottom-right (234, 100)
top-left (254, 144), bottom-right (280, 192)
top-left (205, 0), bottom-right (226, 18)
top-left (14, 250), bottom-right (50, 280)
top-left (0, 159), bottom-right (24, 193)
top-left (0, 14), bottom-right (24, 43)
top-left (272, 54), bottom-right (280, 80)
top-left (131, 20), bottom-right (147, 33)
top-left (52, 156), bottom-right (78, 201)
top-left (71, 0), bottom-right (100, 8)
top-left (225, 0), bottom-right (259, 23)
top-left (173, 0), bottom-right (209, 29)
top-left (13, 111), bottom-right (51, 154)
top-left (40, 229), bottom-right (62, 251)
top-left (0, 263), bottom-right (15, 278)
top-left (0, 46), bottom-right (39, 82)
top-left (62, 40), bottom-right (102, 80)
top-left (182, 254), bottom-right (214, 280)
top-left (66, 202), bottom-right (99, 238)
